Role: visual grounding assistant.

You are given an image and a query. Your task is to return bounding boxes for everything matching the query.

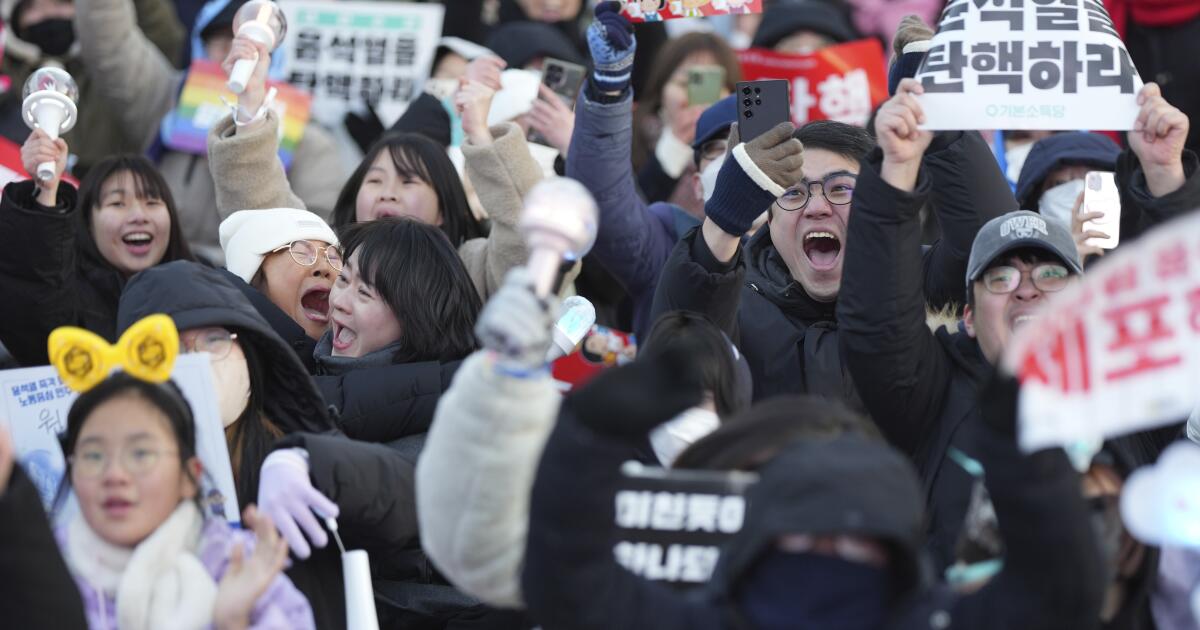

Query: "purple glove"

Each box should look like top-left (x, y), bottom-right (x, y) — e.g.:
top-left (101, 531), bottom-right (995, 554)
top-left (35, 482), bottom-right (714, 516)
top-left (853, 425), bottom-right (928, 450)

top-left (594, 1), bottom-right (633, 49)
top-left (257, 448), bottom-right (340, 559)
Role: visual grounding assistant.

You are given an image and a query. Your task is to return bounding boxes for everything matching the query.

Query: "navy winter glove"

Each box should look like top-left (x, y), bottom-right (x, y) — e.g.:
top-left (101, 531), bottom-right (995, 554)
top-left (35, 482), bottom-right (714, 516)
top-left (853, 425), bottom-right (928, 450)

top-left (587, 1), bottom-right (636, 94)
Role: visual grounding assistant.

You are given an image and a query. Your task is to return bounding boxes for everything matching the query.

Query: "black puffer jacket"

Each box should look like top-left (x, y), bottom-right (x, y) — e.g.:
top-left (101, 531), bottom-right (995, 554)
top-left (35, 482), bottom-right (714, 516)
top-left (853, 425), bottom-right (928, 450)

top-left (649, 130), bottom-right (1009, 404)
top-left (521, 368), bottom-right (1103, 630)
top-left (117, 261), bottom-right (420, 630)
top-left (221, 269), bottom-right (460, 441)
top-left (0, 180), bottom-right (122, 366)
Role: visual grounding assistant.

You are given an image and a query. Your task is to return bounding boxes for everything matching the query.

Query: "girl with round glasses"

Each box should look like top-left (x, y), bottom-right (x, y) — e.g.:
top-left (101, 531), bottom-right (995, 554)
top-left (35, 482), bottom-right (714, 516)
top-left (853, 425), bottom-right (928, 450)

top-left (56, 373), bottom-right (314, 630)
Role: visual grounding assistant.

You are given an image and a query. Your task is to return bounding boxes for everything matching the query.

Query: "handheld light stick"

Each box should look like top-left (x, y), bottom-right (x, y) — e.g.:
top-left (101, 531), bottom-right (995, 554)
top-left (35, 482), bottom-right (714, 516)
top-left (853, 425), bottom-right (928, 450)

top-left (518, 177), bottom-right (598, 298)
top-left (21, 67), bottom-right (78, 182)
top-left (227, 0), bottom-right (287, 94)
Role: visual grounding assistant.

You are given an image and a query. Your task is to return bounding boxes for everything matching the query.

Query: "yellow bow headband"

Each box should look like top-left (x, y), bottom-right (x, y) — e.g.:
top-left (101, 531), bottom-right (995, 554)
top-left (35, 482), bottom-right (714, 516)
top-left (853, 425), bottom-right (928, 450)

top-left (47, 314), bottom-right (180, 393)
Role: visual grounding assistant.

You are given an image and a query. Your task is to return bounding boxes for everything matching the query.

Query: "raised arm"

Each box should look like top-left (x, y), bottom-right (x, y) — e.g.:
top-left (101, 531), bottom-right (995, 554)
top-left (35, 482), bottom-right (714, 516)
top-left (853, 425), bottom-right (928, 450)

top-left (207, 39), bottom-right (307, 216)
top-left (921, 130), bottom-right (1017, 311)
top-left (417, 269), bottom-right (562, 608)
top-left (0, 133), bottom-right (85, 366)
top-left (1116, 82), bottom-right (1198, 243)
top-left (76, 0), bottom-right (181, 149)
top-left (837, 80), bottom-right (953, 460)
top-left (945, 374), bottom-right (1104, 629)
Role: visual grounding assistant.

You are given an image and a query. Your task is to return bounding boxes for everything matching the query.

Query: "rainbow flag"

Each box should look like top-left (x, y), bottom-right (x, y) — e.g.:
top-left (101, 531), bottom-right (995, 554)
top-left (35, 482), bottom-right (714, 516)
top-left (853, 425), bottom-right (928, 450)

top-left (162, 59), bottom-right (312, 170)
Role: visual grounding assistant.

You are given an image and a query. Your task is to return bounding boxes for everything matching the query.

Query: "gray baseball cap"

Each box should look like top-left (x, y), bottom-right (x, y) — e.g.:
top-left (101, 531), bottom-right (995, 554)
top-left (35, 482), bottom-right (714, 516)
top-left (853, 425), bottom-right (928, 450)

top-left (965, 210), bottom-right (1084, 294)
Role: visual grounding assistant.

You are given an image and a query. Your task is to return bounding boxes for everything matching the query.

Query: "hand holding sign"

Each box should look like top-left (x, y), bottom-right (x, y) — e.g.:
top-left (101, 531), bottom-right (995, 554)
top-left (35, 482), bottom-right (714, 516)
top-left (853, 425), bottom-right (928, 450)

top-left (0, 424), bottom-right (13, 495)
top-left (875, 79), bottom-right (932, 189)
top-left (1131, 83), bottom-right (1189, 197)
top-left (456, 79), bottom-right (497, 146)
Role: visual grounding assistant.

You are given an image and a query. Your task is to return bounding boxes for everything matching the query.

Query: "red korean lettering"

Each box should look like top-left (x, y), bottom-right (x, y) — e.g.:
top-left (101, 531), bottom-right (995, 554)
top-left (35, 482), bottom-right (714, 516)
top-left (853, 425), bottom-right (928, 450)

top-left (1154, 241), bottom-right (1189, 280)
top-left (1017, 320), bottom-right (1091, 393)
top-left (1103, 295), bottom-right (1182, 381)
top-left (1187, 286), bottom-right (1200, 332)
top-left (1104, 264), bottom-right (1137, 296)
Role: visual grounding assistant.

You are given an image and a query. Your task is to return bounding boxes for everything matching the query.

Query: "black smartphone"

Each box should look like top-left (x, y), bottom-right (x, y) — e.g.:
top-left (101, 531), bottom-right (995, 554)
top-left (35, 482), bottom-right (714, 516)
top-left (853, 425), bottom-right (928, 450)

top-left (735, 79), bottom-right (790, 142)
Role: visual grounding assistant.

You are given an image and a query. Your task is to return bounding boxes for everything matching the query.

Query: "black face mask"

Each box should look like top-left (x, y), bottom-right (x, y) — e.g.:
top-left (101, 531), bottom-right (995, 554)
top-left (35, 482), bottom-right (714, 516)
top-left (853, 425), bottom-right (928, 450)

top-left (24, 18), bottom-right (76, 57)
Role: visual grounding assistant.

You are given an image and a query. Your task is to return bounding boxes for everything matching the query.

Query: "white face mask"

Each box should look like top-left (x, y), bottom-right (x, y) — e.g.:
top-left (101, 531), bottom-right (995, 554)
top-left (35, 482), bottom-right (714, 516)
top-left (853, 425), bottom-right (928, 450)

top-left (1038, 178), bottom-right (1086, 229)
top-left (210, 351), bottom-right (251, 428)
top-left (700, 153), bottom-right (726, 202)
top-left (650, 406), bottom-right (720, 467)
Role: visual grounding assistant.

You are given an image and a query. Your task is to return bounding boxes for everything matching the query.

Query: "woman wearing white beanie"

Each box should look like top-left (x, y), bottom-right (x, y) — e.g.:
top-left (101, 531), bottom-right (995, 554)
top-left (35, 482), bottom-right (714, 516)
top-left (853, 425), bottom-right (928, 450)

top-left (219, 208), bottom-right (340, 344)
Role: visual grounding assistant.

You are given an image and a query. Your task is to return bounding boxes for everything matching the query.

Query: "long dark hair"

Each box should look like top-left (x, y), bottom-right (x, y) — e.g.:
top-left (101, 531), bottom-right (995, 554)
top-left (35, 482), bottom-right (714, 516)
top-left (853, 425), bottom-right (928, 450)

top-left (55, 373), bottom-right (201, 511)
top-left (220, 335), bottom-right (282, 506)
top-left (76, 155), bottom-right (194, 268)
top-left (332, 133), bottom-right (486, 247)
top-left (339, 218), bottom-right (481, 363)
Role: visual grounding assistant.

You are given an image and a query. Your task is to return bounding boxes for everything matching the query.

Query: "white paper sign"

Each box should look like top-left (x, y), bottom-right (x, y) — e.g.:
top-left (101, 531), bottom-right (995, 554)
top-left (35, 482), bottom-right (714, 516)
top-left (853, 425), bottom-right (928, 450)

top-left (279, 0), bottom-right (444, 127)
top-left (0, 354), bottom-right (240, 523)
top-left (915, 0), bottom-right (1143, 130)
top-left (1004, 211), bottom-right (1200, 452)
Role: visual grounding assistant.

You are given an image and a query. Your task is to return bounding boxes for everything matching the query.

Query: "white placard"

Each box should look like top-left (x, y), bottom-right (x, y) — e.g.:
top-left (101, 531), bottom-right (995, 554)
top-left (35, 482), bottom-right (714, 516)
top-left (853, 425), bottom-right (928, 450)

top-left (279, 0), bottom-right (444, 127)
top-left (915, 0), bottom-right (1143, 130)
top-left (1004, 211), bottom-right (1200, 452)
top-left (0, 354), bottom-right (240, 523)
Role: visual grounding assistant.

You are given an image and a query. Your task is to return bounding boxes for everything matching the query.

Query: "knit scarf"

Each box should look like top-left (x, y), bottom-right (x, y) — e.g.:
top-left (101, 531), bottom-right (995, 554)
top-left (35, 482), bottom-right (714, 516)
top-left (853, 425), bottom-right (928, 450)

top-left (66, 502), bottom-right (217, 630)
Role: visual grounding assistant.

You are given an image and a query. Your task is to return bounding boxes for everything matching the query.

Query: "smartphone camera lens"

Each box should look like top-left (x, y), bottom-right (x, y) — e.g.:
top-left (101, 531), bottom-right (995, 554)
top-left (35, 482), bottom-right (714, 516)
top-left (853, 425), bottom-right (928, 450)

top-left (742, 87), bottom-right (752, 95)
top-left (744, 110), bottom-right (753, 118)
top-left (743, 98), bottom-right (752, 107)
top-left (754, 87), bottom-right (761, 95)
top-left (755, 99), bottom-right (762, 105)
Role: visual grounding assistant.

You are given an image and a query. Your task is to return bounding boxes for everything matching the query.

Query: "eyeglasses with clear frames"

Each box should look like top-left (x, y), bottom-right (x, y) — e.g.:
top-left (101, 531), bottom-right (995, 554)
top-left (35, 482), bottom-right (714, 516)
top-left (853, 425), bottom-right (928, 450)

top-left (981, 263), bottom-right (1071, 294)
top-left (70, 444), bottom-right (178, 478)
top-left (777, 173), bottom-right (857, 211)
top-left (273, 240), bottom-right (343, 272)
top-left (181, 328), bottom-right (239, 360)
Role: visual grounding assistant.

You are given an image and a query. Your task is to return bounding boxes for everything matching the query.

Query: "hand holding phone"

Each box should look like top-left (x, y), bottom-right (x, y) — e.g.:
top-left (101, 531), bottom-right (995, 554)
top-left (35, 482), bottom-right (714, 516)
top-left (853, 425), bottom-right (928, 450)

top-left (735, 80), bottom-right (790, 142)
top-left (1081, 171), bottom-right (1121, 250)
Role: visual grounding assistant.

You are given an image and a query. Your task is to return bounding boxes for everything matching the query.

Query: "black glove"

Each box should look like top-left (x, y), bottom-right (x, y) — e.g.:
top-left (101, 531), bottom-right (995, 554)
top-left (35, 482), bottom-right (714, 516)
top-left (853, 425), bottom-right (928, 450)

top-left (565, 343), bottom-right (704, 441)
top-left (344, 102), bottom-right (385, 154)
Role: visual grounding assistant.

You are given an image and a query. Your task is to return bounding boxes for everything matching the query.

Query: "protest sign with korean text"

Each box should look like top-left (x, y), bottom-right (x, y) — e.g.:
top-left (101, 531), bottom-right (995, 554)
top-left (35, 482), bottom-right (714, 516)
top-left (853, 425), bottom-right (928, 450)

top-left (738, 40), bottom-right (889, 127)
top-left (280, 0), bottom-right (443, 127)
top-left (619, 0), bottom-right (763, 22)
top-left (915, 0), bottom-right (1143, 130)
top-left (613, 462), bottom-right (757, 587)
top-left (1004, 211), bottom-right (1200, 452)
top-left (0, 354), bottom-right (240, 522)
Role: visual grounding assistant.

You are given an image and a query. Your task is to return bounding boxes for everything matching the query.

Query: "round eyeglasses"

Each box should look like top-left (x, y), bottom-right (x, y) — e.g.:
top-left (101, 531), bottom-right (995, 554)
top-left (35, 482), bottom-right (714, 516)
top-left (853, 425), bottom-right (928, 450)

top-left (777, 174), bottom-right (856, 211)
top-left (980, 263), bottom-right (1071, 294)
top-left (181, 328), bottom-right (239, 360)
top-left (273, 240), bottom-right (343, 271)
top-left (70, 444), bottom-right (177, 478)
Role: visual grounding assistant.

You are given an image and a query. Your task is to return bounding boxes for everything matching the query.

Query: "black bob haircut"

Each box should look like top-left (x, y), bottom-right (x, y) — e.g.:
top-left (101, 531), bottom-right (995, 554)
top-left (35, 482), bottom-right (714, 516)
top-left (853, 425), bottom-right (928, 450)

top-left (338, 218), bottom-right (482, 363)
top-left (77, 155), bottom-right (194, 267)
top-left (55, 373), bottom-right (201, 511)
top-left (332, 132), bottom-right (487, 248)
top-left (640, 311), bottom-right (748, 420)
top-left (795, 119), bottom-right (876, 163)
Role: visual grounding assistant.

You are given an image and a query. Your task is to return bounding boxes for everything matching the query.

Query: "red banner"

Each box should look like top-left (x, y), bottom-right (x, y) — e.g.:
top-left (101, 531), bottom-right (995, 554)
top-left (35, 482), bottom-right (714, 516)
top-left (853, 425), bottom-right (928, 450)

top-left (619, 0), bottom-right (763, 22)
top-left (0, 135), bottom-right (78, 196)
top-left (737, 39), bottom-right (889, 128)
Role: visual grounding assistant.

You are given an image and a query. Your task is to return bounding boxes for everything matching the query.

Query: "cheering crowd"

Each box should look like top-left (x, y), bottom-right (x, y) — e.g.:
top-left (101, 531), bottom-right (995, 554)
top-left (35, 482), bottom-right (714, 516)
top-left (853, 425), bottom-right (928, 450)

top-left (1, 0), bottom-right (1200, 628)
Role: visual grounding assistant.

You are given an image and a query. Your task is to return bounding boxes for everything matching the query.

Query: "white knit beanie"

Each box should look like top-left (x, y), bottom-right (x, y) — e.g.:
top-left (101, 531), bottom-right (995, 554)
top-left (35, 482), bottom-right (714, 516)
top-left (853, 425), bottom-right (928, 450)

top-left (219, 208), bottom-right (339, 283)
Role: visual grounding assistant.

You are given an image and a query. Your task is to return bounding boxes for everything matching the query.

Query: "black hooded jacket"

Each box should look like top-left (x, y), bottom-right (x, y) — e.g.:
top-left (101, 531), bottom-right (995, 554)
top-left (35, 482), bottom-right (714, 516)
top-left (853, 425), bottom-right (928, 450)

top-left (650, 130), bottom-right (1011, 404)
top-left (0, 180), bottom-right (129, 366)
top-left (117, 261), bottom-right (421, 630)
top-left (521, 372), bottom-right (1103, 630)
top-left (837, 144), bottom-right (1200, 571)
